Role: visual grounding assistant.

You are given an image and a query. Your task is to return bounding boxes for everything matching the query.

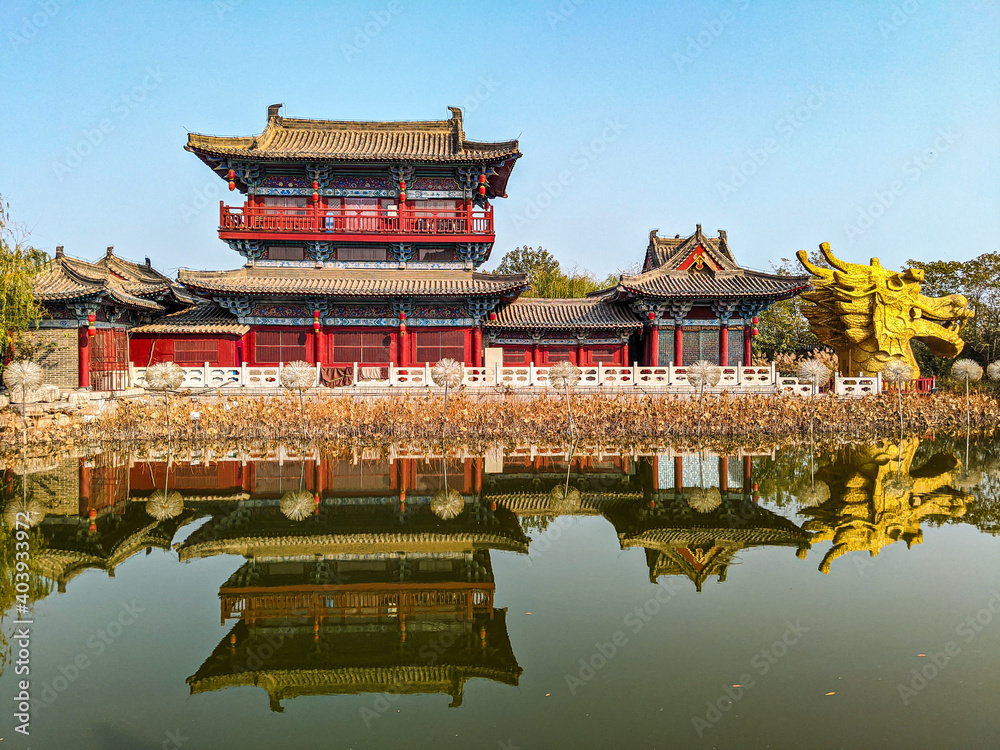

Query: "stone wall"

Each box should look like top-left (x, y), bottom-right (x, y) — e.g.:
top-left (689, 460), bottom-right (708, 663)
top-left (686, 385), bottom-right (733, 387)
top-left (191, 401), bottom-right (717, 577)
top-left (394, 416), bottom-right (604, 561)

top-left (21, 328), bottom-right (79, 388)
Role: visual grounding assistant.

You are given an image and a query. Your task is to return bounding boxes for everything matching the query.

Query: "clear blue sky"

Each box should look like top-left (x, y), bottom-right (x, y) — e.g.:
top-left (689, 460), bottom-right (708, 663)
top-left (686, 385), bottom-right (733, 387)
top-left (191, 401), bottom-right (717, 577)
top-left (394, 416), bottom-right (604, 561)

top-left (2, 0), bottom-right (997, 278)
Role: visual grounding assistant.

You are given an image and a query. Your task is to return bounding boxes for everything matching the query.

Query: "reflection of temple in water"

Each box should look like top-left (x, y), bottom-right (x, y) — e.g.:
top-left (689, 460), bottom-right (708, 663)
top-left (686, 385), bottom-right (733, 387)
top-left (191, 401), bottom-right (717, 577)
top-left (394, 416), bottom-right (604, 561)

top-left (483, 448), bottom-right (811, 590)
top-left (800, 438), bottom-right (970, 573)
top-left (149, 449), bottom-right (528, 710)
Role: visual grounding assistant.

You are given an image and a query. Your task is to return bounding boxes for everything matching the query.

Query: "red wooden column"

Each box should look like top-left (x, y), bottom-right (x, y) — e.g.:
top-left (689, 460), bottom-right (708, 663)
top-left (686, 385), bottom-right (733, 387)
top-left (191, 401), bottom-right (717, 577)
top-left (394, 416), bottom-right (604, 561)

top-left (398, 317), bottom-right (408, 367)
top-left (78, 327), bottom-right (91, 388)
top-left (620, 340), bottom-right (628, 366)
top-left (743, 327), bottom-right (752, 366)
top-left (575, 340), bottom-right (584, 366)
top-left (674, 325), bottom-right (683, 367)
top-left (720, 323), bottom-right (729, 367)
top-left (674, 456), bottom-right (684, 492)
top-left (649, 326), bottom-right (659, 366)
top-left (473, 324), bottom-right (483, 367)
top-left (532, 340), bottom-right (541, 366)
top-left (78, 460), bottom-right (92, 515)
top-left (743, 456), bottom-right (753, 498)
top-left (314, 325), bottom-right (325, 365)
top-left (719, 456), bottom-right (729, 492)
top-left (473, 458), bottom-right (483, 494)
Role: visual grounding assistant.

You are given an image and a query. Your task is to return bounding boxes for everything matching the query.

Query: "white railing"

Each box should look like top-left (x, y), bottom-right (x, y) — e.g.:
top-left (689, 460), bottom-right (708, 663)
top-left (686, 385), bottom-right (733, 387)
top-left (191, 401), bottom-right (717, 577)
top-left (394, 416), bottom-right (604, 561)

top-left (834, 373), bottom-right (882, 397)
top-left (128, 361), bottom-right (882, 396)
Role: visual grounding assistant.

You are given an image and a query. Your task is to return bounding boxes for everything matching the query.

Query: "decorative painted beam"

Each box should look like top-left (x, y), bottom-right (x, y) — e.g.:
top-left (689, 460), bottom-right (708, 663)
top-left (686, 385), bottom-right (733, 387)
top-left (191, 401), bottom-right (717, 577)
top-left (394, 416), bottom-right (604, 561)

top-left (225, 239), bottom-right (266, 262)
top-left (465, 297), bottom-right (500, 320)
top-left (456, 243), bottom-right (492, 267)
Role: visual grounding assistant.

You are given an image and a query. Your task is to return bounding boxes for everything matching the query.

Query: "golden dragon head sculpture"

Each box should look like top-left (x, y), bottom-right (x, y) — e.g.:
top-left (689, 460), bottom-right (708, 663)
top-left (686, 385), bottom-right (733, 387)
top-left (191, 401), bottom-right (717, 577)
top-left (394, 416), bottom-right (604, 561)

top-left (796, 243), bottom-right (974, 377)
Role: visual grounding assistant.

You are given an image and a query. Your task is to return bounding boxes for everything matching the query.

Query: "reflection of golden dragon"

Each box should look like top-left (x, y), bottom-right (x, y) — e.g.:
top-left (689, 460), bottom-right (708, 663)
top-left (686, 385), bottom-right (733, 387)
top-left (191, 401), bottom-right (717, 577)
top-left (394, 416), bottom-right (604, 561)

top-left (796, 243), bottom-right (973, 377)
top-left (800, 438), bottom-right (969, 573)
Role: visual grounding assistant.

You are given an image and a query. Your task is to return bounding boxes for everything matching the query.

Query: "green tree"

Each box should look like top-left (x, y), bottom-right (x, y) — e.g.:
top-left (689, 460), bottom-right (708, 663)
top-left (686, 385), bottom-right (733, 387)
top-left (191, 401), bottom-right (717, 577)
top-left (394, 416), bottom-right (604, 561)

top-left (753, 256), bottom-right (823, 359)
top-left (0, 195), bottom-right (49, 367)
top-left (906, 253), bottom-right (1000, 366)
top-left (495, 245), bottom-right (561, 288)
top-left (493, 246), bottom-right (625, 299)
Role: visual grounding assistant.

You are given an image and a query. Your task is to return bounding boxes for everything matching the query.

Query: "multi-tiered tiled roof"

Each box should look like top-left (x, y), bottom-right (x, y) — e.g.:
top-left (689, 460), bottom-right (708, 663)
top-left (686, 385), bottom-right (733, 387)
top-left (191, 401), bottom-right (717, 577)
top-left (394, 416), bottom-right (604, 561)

top-left (483, 297), bottom-right (642, 331)
top-left (608, 226), bottom-right (812, 301)
top-left (187, 105), bottom-right (521, 198)
top-left (177, 266), bottom-right (529, 299)
top-left (34, 246), bottom-right (185, 312)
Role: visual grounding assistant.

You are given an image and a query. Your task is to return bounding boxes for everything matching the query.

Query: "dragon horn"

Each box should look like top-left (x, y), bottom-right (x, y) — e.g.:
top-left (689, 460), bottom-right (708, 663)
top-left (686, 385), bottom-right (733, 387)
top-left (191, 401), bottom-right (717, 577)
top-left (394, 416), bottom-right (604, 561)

top-left (818, 242), bottom-right (850, 272)
top-left (796, 249), bottom-right (833, 280)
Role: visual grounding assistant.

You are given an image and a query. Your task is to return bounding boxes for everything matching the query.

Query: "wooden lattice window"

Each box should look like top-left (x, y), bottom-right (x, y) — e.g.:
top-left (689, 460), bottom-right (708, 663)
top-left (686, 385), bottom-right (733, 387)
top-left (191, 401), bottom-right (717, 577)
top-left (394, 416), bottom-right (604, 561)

top-left (414, 329), bottom-right (465, 365)
top-left (681, 328), bottom-right (721, 366)
top-left (328, 331), bottom-right (392, 364)
top-left (173, 339), bottom-right (220, 365)
top-left (586, 347), bottom-right (619, 365)
top-left (726, 327), bottom-right (744, 367)
top-left (541, 347), bottom-right (576, 365)
top-left (501, 346), bottom-right (531, 365)
top-left (90, 329), bottom-right (129, 391)
top-left (254, 330), bottom-right (308, 364)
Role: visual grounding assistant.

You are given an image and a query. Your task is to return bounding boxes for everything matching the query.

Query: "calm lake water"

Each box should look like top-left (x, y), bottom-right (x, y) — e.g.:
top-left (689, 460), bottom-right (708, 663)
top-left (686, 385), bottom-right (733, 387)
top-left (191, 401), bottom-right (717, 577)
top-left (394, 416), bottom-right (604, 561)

top-left (2, 436), bottom-right (999, 749)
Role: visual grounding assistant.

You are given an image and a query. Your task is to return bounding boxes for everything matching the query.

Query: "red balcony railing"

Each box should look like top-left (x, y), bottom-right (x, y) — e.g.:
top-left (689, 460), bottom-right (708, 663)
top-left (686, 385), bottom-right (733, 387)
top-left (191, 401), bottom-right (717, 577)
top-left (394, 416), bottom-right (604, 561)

top-left (219, 202), bottom-right (493, 237)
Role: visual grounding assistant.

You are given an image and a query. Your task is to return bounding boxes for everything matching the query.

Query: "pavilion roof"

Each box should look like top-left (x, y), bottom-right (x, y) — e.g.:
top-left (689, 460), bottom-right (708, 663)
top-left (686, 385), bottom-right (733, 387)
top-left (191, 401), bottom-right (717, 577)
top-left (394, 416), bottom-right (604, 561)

top-left (34, 247), bottom-right (176, 311)
top-left (602, 226), bottom-right (811, 302)
top-left (187, 106), bottom-right (520, 165)
top-left (177, 266), bottom-right (528, 299)
top-left (131, 303), bottom-right (250, 336)
top-left (484, 297), bottom-right (643, 331)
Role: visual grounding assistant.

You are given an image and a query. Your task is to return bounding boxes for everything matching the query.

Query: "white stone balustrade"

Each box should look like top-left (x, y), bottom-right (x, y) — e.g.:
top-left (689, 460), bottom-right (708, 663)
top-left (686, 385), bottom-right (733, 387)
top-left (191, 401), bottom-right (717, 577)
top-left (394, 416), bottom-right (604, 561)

top-left (128, 361), bottom-right (882, 396)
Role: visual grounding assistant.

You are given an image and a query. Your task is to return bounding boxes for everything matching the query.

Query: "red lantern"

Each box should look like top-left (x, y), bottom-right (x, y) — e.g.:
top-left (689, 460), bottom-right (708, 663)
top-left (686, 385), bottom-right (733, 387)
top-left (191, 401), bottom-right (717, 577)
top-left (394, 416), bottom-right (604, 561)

top-left (648, 311), bottom-right (655, 321)
top-left (312, 180), bottom-right (320, 200)
top-left (399, 190), bottom-right (406, 202)
top-left (752, 328), bottom-right (759, 336)
top-left (478, 184), bottom-right (486, 196)
top-left (490, 501), bottom-right (497, 511)
top-left (751, 316), bottom-right (759, 324)
top-left (399, 180), bottom-right (406, 190)
top-left (489, 312), bottom-right (497, 321)
top-left (87, 312), bottom-right (97, 337)
top-left (399, 311), bottom-right (406, 321)
top-left (228, 169), bottom-right (236, 191)
top-left (313, 310), bottom-right (321, 332)
top-left (88, 509), bottom-right (97, 519)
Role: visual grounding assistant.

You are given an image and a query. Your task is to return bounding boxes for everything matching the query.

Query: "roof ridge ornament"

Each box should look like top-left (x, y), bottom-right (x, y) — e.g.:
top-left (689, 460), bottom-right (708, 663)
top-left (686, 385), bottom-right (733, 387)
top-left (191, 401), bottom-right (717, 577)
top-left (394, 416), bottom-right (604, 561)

top-left (267, 103), bottom-right (283, 120)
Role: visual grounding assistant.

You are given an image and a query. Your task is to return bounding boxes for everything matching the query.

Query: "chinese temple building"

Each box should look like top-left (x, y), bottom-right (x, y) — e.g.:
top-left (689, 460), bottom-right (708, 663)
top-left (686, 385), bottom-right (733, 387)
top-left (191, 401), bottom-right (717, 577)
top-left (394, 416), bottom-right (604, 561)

top-left (28, 245), bottom-right (193, 389)
top-left (31, 105), bottom-right (813, 385)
